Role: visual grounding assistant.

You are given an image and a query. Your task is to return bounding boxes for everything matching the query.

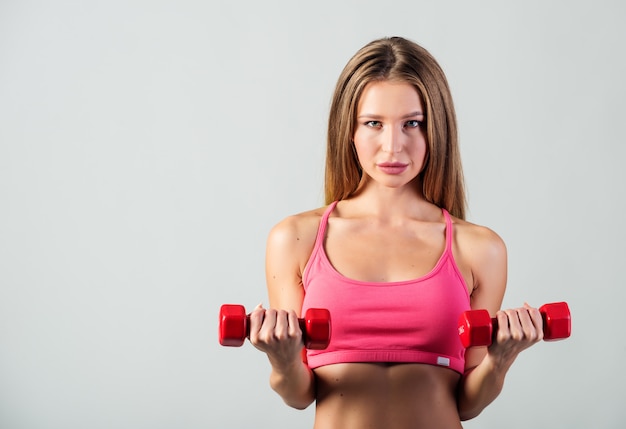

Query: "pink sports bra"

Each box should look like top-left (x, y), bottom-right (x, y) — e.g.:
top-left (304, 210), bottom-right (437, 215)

top-left (302, 201), bottom-right (470, 374)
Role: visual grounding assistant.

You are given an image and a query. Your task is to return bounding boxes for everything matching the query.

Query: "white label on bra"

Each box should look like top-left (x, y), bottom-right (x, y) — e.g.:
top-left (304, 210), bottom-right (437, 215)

top-left (437, 357), bottom-right (450, 367)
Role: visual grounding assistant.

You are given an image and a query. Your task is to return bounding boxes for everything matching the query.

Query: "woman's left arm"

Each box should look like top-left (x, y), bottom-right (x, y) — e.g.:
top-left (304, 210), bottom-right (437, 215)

top-left (455, 226), bottom-right (544, 421)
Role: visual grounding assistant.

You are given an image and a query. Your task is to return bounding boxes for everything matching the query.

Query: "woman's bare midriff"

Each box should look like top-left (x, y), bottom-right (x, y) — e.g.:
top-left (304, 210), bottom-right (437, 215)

top-left (312, 362), bottom-right (462, 429)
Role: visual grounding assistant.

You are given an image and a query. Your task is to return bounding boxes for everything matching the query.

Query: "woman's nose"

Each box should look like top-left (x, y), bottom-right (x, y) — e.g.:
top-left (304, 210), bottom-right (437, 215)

top-left (381, 127), bottom-right (403, 153)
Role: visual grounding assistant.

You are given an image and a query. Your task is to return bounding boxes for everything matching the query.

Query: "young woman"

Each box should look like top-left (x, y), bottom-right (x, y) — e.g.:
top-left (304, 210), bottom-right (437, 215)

top-left (248, 36), bottom-right (544, 428)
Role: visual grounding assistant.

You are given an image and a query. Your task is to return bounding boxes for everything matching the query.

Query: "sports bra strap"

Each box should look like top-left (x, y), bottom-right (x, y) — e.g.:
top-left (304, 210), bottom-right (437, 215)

top-left (313, 201), bottom-right (338, 251)
top-left (442, 208), bottom-right (453, 254)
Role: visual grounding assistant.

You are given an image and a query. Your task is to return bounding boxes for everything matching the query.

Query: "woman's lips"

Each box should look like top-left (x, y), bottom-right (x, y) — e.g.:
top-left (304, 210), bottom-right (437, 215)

top-left (377, 162), bottom-right (409, 175)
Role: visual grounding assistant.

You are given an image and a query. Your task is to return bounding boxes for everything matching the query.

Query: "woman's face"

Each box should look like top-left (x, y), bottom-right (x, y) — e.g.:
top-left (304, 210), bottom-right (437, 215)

top-left (352, 80), bottom-right (428, 191)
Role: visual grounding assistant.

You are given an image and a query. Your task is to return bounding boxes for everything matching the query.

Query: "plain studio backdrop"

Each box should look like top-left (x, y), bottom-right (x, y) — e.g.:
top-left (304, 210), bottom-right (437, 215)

top-left (1, 1), bottom-right (624, 428)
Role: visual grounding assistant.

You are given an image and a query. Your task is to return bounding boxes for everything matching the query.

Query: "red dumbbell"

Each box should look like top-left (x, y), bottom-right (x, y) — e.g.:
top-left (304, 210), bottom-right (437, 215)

top-left (458, 301), bottom-right (571, 348)
top-left (218, 304), bottom-right (332, 350)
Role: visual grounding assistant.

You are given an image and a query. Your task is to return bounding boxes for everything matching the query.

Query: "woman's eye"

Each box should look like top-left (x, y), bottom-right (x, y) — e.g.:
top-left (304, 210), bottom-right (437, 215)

top-left (365, 120), bottom-right (382, 127)
top-left (405, 120), bottom-right (422, 128)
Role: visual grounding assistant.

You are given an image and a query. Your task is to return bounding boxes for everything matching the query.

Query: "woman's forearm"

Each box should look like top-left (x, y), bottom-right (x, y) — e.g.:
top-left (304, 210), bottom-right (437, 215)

top-left (269, 358), bottom-right (316, 410)
top-left (456, 354), bottom-right (513, 421)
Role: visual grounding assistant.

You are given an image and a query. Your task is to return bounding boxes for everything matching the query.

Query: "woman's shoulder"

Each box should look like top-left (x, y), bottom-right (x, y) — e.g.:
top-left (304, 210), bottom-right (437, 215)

top-left (270, 205), bottom-right (328, 235)
top-left (449, 214), bottom-right (507, 262)
top-left (266, 204), bottom-right (329, 258)
top-left (447, 214), bottom-right (507, 302)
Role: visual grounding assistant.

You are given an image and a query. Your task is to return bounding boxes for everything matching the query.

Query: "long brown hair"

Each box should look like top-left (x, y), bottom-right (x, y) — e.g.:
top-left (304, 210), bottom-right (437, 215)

top-left (324, 36), bottom-right (467, 219)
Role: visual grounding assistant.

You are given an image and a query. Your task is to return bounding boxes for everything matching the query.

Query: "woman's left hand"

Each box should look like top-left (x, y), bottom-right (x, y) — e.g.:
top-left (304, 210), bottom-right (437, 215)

top-left (488, 303), bottom-right (544, 367)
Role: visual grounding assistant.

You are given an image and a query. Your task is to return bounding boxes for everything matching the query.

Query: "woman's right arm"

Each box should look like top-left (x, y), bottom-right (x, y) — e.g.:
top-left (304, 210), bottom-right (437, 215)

top-left (248, 214), bottom-right (318, 410)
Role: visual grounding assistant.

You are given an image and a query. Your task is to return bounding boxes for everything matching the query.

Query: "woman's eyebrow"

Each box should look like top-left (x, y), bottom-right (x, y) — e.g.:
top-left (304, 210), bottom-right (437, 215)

top-left (403, 111), bottom-right (425, 118)
top-left (357, 111), bottom-right (425, 119)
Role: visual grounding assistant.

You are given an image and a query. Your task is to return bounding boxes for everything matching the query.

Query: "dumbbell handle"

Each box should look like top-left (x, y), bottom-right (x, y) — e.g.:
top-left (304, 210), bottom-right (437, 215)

top-left (219, 304), bottom-right (331, 350)
top-left (458, 301), bottom-right (571, 348)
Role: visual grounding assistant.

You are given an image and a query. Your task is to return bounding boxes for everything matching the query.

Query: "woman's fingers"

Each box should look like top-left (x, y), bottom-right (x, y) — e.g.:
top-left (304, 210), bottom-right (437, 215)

top-left (249, 307), bottom-right (303, 353)
top-left (495, 311), bottom-right (512, 343)
top-left (496, 304), bottom-right (544, 345)
top-left (253, 308), bottom-right (281, 345)
top-left (520, 304), bottom-right (544, 342)
top-left (287, 310), bottom-right (302, 340)
top-left (248, 303), bottom-right (266, 343)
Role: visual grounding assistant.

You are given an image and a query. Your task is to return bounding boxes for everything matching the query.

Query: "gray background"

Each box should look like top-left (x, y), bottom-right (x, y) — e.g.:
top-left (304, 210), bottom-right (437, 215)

top-left (1, 0), bottom-right (624, 428)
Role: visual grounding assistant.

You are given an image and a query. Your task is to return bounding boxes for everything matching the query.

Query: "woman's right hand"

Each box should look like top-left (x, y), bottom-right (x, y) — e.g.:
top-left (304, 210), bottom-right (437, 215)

top-left (248, 304), bottom-right (306, 369)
